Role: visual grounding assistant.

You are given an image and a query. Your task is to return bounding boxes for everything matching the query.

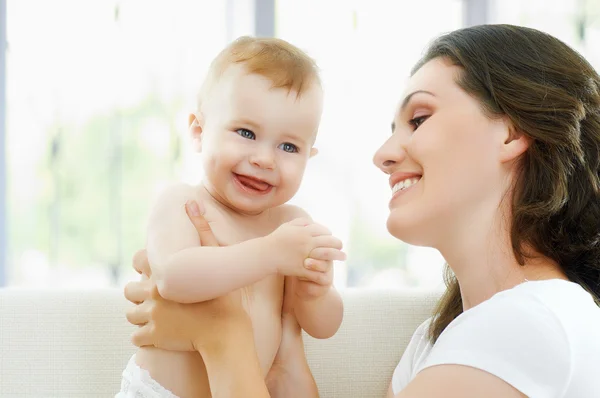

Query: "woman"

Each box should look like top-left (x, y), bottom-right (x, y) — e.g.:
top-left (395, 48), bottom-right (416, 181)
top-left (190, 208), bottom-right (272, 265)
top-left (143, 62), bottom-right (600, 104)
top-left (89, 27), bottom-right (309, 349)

top-left (124, 24), bottom-right (600, 397)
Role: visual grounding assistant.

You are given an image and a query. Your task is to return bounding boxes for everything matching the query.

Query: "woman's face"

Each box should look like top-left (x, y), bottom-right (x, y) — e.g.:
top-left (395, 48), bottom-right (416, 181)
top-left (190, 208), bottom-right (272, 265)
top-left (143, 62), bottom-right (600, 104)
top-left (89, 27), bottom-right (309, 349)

top-left (373, 57), bottom-right (514, 248)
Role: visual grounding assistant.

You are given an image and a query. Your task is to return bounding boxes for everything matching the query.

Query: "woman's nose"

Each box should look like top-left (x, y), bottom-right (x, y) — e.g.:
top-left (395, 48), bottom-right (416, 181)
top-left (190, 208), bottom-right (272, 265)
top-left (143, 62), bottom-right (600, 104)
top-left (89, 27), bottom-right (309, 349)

top-left (373, 134), bottom-right (406, 174)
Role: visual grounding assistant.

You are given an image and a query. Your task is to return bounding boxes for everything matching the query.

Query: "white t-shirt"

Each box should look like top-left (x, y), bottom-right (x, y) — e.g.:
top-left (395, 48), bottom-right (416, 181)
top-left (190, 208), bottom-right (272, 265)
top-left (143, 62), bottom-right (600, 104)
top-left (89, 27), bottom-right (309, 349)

top-left (391, 279), bottom-right (600, 397)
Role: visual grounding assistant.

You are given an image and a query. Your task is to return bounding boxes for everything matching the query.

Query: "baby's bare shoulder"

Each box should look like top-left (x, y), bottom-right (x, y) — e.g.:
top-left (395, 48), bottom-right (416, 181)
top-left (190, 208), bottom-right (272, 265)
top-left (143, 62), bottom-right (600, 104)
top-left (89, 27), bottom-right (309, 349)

top-left (151, 182), bottom-right (203, 209)
top-left (274, 204), bottom-right (312, 223)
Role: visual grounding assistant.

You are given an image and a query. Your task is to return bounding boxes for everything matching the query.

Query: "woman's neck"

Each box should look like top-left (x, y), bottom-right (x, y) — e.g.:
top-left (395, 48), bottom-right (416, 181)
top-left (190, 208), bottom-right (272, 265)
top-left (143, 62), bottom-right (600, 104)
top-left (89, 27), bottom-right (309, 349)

top-left (436, 211), bottom-right (567, 311)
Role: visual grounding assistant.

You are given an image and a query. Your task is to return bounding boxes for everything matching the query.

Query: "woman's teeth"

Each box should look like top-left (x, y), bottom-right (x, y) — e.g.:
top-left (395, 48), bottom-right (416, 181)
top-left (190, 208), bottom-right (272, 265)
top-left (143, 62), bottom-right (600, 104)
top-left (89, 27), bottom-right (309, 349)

top-left (392, 177), bottom-right (420, 194)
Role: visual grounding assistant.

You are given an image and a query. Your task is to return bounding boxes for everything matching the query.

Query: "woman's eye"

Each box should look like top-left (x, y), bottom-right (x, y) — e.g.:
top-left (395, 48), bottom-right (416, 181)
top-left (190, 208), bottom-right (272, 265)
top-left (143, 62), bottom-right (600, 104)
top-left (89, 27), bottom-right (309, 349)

top-left (409, 115), bottom-right (429, 130)
top-left (236, 128), bottom-right (255, 139)
top-left (279, 142), bottom-right (298, 153)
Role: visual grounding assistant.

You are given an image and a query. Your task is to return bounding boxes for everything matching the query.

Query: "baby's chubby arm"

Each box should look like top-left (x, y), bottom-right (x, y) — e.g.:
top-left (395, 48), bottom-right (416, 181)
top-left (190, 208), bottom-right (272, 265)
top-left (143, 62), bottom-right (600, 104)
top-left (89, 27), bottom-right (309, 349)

top-left (147, 184), bottom-right (336, 304)
top-left (147, 183), bottom-right (279, 303)
top-left (283, 207), bottom-right (345, 339)
top-left (294, 279), bottom-right (344, 339)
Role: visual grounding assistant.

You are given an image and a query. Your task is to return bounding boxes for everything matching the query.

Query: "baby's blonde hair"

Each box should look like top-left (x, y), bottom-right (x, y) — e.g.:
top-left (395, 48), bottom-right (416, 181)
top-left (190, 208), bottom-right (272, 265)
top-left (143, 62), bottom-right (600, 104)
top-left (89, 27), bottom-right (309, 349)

top-left (197, 36), bottom-right (320, 110)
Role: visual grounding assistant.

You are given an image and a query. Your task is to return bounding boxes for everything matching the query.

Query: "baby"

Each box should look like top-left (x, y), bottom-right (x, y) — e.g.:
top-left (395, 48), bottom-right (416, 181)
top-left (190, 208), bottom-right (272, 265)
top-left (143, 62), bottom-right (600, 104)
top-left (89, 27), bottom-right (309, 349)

top-left (117, 36), bottom-right (345, 397)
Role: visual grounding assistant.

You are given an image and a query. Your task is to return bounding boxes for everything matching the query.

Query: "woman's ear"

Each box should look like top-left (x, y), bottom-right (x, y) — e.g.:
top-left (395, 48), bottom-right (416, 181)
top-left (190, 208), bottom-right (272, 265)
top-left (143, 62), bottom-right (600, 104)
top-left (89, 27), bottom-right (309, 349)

top-left (309, 147), bottom-right (319, 158)
top-left (499, 123), bottom-right (531, 163)
top-left (188, 113), bottom-right (204, 152)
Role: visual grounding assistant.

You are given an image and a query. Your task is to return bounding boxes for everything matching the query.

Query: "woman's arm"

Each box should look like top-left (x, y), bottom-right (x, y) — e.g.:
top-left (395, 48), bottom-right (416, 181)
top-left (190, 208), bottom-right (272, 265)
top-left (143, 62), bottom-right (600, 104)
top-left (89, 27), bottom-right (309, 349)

top-left (205, 347), bottom-right (270, 398)
top-left (387, 384), bottom-right (395, 398)
top-left (193, 301), bottom-right (271, 398)
top-left (394, 365), bottom-right (526, 398)
top-left (125, 272), bottom-right (270, 397)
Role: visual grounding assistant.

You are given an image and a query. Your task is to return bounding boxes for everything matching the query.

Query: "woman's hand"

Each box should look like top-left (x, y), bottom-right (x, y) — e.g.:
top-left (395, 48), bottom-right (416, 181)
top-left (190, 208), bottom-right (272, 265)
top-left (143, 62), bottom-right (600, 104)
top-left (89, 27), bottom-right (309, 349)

top-left (123, 201), bottom-right (251, 355)
top-left (125, 252), bottom-right (252, 352)
top-left (125, 270), bottom-right (248, 354)
top-left (266, 277), bottom-right (320, 398)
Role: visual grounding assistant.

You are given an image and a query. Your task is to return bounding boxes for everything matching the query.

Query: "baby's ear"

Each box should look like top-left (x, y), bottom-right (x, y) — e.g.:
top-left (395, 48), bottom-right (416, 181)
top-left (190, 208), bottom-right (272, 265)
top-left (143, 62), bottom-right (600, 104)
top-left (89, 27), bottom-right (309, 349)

top-left (188, 113), bottom-right (204, 152)
top-left (309, 147), bottom-right (319, 158)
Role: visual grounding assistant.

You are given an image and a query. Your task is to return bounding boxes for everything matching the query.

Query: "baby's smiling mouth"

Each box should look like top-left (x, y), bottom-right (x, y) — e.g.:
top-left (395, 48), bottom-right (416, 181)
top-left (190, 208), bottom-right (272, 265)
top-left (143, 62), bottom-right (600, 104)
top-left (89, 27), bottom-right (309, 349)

top-left (234, 173), bottom-right (273, 192)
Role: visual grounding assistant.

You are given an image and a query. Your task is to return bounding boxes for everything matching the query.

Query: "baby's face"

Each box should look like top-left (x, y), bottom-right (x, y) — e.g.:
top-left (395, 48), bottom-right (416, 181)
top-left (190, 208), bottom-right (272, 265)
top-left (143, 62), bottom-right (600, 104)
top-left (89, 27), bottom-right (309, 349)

top-left (198, 65), bottom-right (323, 215)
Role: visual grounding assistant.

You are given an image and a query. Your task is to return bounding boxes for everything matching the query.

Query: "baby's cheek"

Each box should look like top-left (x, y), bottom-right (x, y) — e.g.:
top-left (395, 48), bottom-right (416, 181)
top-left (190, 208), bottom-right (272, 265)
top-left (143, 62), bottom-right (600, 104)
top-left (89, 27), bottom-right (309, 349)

top-left (282, 160), bottom-right (306, 183)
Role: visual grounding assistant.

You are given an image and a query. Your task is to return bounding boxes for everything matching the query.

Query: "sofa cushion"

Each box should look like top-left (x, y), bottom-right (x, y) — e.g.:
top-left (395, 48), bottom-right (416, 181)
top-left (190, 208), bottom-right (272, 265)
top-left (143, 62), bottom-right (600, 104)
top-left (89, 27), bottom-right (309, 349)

top-left (0, 287), bottom-right (438, 397)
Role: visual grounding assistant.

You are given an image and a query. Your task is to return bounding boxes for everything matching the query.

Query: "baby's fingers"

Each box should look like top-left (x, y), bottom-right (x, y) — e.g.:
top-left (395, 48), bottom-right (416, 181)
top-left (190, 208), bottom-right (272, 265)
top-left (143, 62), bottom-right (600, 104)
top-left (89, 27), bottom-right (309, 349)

top-left (313, 235), bottom-right (343, 250)
top-left (300, 269), bottom-right (333, 287)
top-left (306, 223), bottom-right (332, 237)
top-left (288, 217), bottom-right (312, 227)
top-left (308, 247), bottom-right (346, 262)
top-left (304, 259), bottom-right (332, 272)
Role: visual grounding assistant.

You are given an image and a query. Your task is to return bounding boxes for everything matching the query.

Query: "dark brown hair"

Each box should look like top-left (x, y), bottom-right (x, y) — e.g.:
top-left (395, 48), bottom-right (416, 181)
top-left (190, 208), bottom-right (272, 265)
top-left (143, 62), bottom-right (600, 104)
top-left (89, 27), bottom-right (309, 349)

top-left (410, 25), bottom-right (600, 343)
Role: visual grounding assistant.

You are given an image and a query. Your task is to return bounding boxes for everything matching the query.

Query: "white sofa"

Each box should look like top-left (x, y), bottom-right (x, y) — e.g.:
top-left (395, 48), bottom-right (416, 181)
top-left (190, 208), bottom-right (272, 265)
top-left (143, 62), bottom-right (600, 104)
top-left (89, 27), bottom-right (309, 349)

top-left (0, 288), bottom-right (439, 398)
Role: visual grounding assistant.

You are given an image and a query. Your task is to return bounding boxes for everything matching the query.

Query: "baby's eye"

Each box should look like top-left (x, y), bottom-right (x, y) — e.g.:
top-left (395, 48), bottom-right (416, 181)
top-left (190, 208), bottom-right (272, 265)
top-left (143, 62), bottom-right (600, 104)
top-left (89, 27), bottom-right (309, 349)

top-left (279, 142), bottom-right (298, 153)
top-left (408, 115), bottom-right (429, 130)
top-left (236, 128), bottom-right (255, 140)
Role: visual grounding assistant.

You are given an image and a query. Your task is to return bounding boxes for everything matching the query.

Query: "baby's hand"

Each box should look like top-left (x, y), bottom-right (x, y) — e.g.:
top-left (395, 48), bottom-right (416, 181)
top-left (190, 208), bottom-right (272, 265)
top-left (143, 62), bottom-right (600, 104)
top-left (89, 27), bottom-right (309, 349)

top-left (268, 218), bottom-right (346, 282)
top-left (295, 259), bottom-right (334, 300)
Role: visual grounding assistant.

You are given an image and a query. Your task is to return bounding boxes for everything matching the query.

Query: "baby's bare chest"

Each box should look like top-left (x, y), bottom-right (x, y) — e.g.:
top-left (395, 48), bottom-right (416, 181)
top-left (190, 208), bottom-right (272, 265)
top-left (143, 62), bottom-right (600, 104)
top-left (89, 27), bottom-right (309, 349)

top-left (208, 213), bottom-right (284, 315)
top-left (206, 208), bottom-right (277, 244)
top-left (204, 207), bottom-right (285, 371)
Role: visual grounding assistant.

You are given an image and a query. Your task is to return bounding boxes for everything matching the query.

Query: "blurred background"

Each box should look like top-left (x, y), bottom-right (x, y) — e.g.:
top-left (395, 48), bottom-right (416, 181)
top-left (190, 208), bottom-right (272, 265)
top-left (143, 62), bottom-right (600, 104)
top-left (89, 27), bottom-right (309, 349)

top-left (1, 0), bottom-right (599, 290)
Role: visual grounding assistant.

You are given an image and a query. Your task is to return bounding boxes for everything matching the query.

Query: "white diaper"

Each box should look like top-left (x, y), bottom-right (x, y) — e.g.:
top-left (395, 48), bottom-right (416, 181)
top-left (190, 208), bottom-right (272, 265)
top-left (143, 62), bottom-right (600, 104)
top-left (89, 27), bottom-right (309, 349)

top-left (115, 355), bottom-right (180, 398)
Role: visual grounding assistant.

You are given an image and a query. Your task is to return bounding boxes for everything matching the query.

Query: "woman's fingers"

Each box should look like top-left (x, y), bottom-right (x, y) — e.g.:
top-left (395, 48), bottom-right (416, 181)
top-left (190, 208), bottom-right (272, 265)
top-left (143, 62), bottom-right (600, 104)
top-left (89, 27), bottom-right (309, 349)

top-left (123, 279), bottom-right (151, 305)
top-left (125, 301), bottom-right (150, 326)
top-left (132, 249), bottom-right (151, 276)
top-left (185, 200), bottom-right (219, 247)
top-left (131, 324), bottom-right (155, 348)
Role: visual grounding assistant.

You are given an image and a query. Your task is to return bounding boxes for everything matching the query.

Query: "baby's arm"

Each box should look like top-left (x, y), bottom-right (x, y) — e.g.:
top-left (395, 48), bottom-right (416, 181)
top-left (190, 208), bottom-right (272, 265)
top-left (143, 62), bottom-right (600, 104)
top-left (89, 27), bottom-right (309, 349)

top-left (280, 206), bottom-right (345, 339)
top-left (294, 283), bottom-right (344, 339)
top-left (147, 183), bottom-right (276, 303)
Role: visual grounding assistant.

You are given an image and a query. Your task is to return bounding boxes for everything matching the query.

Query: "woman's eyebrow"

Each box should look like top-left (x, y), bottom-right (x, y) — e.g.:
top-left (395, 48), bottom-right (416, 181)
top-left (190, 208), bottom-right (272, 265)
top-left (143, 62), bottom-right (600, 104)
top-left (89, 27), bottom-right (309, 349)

top-left (399, 90), bottom-right (436, 113)
top-left (391, 90), bottom-right (436, 132)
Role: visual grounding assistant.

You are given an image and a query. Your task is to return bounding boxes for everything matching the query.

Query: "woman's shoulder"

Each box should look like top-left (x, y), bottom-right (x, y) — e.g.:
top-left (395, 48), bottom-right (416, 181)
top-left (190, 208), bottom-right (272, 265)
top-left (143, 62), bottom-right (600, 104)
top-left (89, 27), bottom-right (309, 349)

top-left (509, 277), bottom-right (595, 302)
top-left (443, 278), bottom-right (599, 350)
top-left (491, 278), bottom-right (600, 328)
top-left (420, 279), bottom-right (600, 397)
top-left (501, 279), bottom-right (600, 354)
